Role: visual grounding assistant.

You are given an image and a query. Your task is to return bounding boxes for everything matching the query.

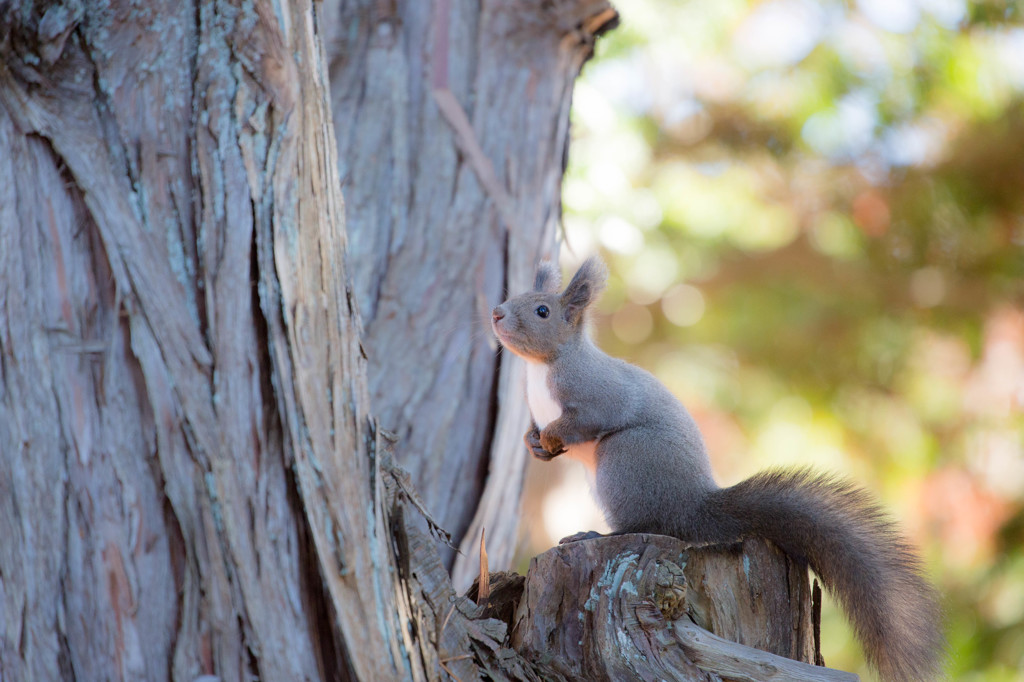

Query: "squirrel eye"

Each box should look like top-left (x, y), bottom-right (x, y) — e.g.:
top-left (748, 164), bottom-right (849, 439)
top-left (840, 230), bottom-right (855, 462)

top-left (535, 305), bottom-right (550, 319)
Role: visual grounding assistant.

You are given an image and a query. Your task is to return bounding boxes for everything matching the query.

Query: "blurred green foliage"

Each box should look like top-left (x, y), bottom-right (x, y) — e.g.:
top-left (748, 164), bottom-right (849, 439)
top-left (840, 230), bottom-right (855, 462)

top-left (563, 0), bottom-right (1024, 677)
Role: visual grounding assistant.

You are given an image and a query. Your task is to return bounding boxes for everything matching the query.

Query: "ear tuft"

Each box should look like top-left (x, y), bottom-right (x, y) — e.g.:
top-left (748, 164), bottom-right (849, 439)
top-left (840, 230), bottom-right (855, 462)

top-left (533, 262), bottom-right (562, 293)
top-left (561, 256), bottom-right (608, 325)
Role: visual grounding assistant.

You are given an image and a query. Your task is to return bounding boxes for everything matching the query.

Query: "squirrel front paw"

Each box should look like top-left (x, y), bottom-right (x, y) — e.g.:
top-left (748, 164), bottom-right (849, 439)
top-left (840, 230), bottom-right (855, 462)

top-left (525, 427), bottom-right (560, 461)
top-left (539, 429), bottom-right (567, 457)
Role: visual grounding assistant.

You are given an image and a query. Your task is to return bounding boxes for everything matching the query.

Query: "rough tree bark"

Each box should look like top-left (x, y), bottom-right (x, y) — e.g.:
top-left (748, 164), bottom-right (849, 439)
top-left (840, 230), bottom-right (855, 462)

top-left (0, 0), bottom-right (409, 677)
top-left (322, 0), bottom-right (618, 584)
top-left (0, 0), bottom-right (614, 679)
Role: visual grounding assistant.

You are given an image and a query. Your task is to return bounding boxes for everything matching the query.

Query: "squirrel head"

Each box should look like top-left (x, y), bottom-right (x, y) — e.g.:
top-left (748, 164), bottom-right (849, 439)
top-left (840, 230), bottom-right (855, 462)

top-left (491, 256), bottom-right (608, 362)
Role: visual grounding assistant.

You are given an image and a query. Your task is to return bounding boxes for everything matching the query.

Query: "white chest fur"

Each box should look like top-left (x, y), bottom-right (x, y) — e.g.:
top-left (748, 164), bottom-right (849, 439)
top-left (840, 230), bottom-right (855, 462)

top-left (525, 362), bottom-right (599, 474)
top-left (525, 362), bottom-right (562, 428)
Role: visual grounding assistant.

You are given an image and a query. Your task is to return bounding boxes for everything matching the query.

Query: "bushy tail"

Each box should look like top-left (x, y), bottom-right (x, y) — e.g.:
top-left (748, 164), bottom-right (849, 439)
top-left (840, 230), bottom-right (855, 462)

top-left (708, 468), bottom-right (944, 681)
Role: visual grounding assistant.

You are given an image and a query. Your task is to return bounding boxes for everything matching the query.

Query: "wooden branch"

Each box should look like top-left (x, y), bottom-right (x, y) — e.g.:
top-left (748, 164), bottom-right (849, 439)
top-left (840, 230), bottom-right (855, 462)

top-left (672, 621), bottom-right (858, 682)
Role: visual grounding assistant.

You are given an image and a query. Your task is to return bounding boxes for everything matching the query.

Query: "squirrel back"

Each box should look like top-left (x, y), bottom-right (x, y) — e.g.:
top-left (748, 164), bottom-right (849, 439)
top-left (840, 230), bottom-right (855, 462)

top-left (492, 256), bottom-right (945, 681)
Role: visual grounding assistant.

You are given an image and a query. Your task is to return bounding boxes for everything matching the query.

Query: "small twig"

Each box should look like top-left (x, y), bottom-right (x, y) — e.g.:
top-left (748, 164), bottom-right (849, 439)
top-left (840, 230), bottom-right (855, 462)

top-left (477, 528), bottom-right (490, 602)
top-left (439, 602), bottom-right (458, 639)
top-left (438, 658), bottom-right (463, 682)
top-left (583, 8), bottom-right (619, 36)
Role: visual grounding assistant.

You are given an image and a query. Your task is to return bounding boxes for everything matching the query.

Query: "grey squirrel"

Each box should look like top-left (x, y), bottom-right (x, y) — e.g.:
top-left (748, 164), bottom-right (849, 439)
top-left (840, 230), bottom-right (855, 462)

top-left (491, 256), bottom-right (944, 682)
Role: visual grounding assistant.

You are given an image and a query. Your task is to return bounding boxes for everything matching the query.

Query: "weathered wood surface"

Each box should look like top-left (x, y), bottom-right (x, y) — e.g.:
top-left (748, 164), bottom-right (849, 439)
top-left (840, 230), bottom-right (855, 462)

top-left (511, 535), bottom-right (858, 682)
top-left (670, 621), bottom-right (857, 682)
top-left (0, 0), bottom-right (621, 678)
top-left (323, 0), bottom-right (618, 586)
top-left (0, 0), bottom-right (406, 678)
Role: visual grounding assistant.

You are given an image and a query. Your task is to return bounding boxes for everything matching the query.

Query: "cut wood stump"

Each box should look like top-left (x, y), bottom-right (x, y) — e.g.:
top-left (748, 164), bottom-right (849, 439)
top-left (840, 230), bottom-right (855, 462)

top-left (504, 534), bottom-right (859, 682)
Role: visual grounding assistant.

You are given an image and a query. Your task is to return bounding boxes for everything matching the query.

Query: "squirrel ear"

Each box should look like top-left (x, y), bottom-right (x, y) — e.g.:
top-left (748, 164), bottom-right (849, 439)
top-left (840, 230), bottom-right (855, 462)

top-left (561, 256), bottom-right (607, 325)
top-left (533, 262), bottom-right (561, 293)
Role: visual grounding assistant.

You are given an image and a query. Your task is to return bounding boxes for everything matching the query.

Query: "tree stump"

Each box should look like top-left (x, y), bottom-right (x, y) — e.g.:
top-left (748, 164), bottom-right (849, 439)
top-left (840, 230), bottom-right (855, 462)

top-left (509, 535), bottom-right (859, 681)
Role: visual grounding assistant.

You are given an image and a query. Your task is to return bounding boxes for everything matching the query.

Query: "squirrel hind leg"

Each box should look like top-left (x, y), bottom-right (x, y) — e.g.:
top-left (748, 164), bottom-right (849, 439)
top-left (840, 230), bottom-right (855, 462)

top-left (593, 428), bottom-right (717, 538)
top-left (558, 530), bottom-right (606, 545)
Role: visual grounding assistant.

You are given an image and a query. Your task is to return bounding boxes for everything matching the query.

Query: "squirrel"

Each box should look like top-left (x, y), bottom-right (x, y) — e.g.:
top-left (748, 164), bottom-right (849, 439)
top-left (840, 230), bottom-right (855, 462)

top-left (491, 256), bottom-right (944, 682)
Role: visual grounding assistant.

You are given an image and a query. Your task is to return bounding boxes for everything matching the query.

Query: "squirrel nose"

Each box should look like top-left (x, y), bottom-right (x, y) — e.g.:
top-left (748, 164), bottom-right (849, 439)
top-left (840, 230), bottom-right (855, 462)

top-left (492, 307), bottom-right (505, 322)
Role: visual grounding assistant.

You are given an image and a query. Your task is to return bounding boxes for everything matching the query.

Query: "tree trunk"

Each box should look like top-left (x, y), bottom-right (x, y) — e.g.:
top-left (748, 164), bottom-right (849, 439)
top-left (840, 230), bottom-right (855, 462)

top-left (0, 0), bottom-right (614, 678)
top-left (323, 0), bottom-right (618, 585)
top-left (0, 0), bottom-right (406, 678)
